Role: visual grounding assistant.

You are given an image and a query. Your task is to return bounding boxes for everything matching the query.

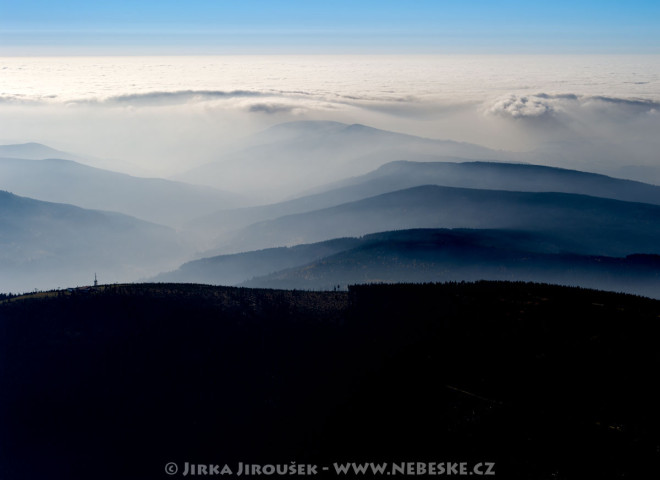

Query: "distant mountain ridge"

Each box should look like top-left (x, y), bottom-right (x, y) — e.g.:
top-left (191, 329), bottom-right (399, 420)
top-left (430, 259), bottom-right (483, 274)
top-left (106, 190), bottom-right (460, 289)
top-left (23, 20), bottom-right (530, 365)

top-left (0, 190), bottom-right (188, 292)
top-left (243, 229), bottom-right (660, 298)
top-left (153, 237), bottom-right (363, 285)
top-left (216, 185), bottom-right (660, 257)
top-left (176, 121), bottom-right (514, 201)
top-left (0, 142), bottom-right (81, 161)
top-left (7, 124), bottom-right (660, 298)
top-left (155, 228), bottom-right (660, 299)
top-left (189, 159), bottom-right (660, 244)
top-left (0, 156), bottom-right (244, 227)
top-left (324, 160), bottom-right (660, 205)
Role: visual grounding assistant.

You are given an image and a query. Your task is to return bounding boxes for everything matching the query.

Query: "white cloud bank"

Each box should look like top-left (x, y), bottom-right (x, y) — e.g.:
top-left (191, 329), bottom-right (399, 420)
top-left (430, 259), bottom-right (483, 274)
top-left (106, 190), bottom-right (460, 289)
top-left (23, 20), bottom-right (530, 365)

top-left (1, 55), bottom-right (659, 179)
top-left (487, 93), bottom-right (660, 119)
top-left (487, 94), bottom-right (556, 118)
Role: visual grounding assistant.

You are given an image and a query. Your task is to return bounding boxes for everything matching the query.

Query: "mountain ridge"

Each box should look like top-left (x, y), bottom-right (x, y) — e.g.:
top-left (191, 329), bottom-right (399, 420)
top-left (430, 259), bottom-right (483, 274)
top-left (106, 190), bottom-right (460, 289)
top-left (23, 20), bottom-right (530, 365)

top-left (154, 228), bottom-right (660, 299)
top-left (0, 156), bottom-right (245, 227)
top-left (176, 120), bottom-right (514, 201)
top-left (189, 159), bottom-right (660, 244)
top-left (0, 190), bottom-right (189, 293)
top-left (215, 184), bottom-right (660, 257)
top-left (0, 142), bottom-right (81, 161)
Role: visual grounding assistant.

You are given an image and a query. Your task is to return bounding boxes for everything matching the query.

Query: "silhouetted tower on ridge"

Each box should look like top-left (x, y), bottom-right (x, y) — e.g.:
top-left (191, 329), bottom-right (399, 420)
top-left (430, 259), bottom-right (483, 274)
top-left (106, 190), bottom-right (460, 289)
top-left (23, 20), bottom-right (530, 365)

top-left (94, 273), bottom-right (98, 288)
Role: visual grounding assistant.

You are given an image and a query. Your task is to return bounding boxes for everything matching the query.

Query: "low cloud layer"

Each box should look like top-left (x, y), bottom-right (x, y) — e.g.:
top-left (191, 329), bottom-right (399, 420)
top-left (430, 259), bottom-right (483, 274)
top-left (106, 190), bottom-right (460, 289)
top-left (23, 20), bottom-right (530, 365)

top-left (106, 90), bottom-right (266, 105)
top-left (248, 103), bottom-right (299, 114)
top-left (1, 55), bottom-right (659, 181)
top-left (487, 93), bottom-right (660, 120)
top-left (487, 94), bottom-right (556, 119)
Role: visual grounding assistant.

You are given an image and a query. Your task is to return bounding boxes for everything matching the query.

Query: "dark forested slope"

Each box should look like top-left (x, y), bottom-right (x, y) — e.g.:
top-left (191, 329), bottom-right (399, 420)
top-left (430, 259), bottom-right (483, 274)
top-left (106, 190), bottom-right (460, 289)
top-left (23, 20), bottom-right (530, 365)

top-left (241, 229), bottom-right (660, 298)
top-left (1, 282), bottom-right (659, 479)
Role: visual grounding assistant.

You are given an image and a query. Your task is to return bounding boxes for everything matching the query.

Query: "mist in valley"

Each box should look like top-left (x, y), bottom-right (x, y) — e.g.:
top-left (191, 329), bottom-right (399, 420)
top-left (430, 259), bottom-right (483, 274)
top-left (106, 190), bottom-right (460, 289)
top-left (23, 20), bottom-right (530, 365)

top-left (2, 55), bottom-right (660, 296)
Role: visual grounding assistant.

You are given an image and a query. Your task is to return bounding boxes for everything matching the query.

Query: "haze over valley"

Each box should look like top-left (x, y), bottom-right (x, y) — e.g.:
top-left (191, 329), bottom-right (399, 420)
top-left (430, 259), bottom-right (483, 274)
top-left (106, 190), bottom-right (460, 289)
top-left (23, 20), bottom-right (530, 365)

top-left (3, 105), bottom-right (660, 297)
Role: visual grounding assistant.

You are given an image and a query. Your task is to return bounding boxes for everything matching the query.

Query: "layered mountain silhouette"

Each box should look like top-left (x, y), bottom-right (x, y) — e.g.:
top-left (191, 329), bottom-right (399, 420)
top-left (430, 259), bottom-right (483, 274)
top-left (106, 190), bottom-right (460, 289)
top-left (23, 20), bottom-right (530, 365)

top-left (0, 156), bottom-right (244, 227)
top-left (189, 159), bottom-right (660, 242)
top-left (153, 236), bottom-right (363, 286)
top-left (0, 190), bottom-right (188, 292)
top-left (177, 121), bottom-right (512, 201)
top-left (5, 122), bottom-right (660, 298)
top-left (245, 230), bottom-right (660, 298)
top-left (157, 229), bottom-right (660, 298)
top-left (212, 185), bottom-right (660, 257)
top-left (0, 142), bottom-right (81, 161)
top-left (318, 160), bottom-right (660, 205)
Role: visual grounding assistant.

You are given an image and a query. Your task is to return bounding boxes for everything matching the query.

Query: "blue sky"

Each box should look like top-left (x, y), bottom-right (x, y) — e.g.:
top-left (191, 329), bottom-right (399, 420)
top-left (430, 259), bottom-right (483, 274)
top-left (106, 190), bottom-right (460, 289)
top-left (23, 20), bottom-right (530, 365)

top-left (1, 0), bottom-right (660, 54)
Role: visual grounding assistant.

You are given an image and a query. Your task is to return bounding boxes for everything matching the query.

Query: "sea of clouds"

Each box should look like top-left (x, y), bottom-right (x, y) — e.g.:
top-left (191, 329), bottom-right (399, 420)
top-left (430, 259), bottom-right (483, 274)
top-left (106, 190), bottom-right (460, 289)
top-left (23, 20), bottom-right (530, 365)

top-left (1, 55), bottom-right (659, 179)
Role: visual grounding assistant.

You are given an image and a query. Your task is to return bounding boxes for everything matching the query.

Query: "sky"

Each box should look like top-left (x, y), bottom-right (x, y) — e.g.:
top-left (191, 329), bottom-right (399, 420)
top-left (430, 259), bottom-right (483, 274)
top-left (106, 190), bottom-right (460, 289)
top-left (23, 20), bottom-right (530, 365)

top-left (1, 0), bottom-right (660, 54)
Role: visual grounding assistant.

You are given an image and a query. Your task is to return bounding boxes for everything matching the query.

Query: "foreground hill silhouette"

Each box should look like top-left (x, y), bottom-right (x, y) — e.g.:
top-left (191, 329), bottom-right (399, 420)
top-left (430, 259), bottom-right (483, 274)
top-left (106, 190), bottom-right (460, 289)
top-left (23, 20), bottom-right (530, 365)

top-left (1, 282), bottom-right (659, 479)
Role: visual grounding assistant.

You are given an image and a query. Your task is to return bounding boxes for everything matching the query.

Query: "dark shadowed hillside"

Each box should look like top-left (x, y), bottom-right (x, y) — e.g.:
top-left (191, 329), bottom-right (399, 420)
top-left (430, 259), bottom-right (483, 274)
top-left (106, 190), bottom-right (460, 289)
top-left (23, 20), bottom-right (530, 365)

top-left (217, 185), bottom-right (660, 257)
top-left (156, 228), bottom-right (660, 298)
top-left (1, 282), bottom-right (659, 479)
top-left (242, 229), bottom-right (660, 298)
top-left (153, 236), bottom-right (363, 285)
